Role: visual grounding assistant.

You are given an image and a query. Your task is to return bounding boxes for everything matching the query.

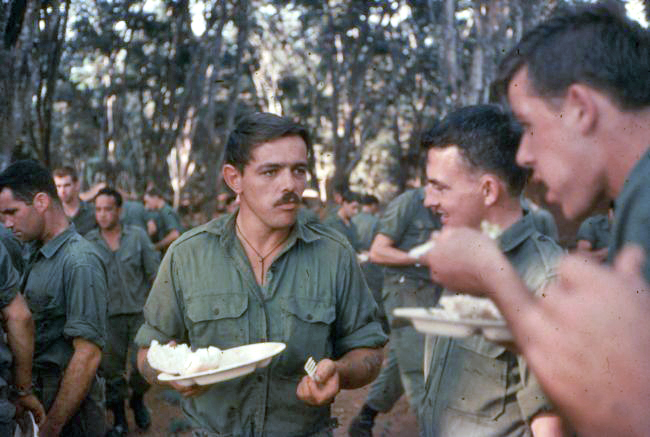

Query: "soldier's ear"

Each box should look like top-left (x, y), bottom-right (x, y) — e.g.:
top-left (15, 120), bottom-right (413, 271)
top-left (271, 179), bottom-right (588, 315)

top-left (564, 83), bottom-right (598, 136)
top-left (479, 174), bottom-right (500, 207)
top-left (32, 192), bottom-right (50, 213)
top-left (222, 165), bottom-right (243, 194)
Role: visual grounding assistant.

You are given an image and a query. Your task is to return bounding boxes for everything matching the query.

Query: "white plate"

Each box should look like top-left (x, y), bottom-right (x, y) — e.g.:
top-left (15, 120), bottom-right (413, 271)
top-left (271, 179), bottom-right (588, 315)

top-left (158, 342), bottom-right (286, 386)
top-left (393, 307), bottom-right (513, 342)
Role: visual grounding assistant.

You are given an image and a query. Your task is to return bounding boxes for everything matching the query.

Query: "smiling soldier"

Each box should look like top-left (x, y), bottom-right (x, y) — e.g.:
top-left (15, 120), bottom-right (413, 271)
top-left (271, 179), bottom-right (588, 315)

top-left (135, 112), bottom-right (387, 437)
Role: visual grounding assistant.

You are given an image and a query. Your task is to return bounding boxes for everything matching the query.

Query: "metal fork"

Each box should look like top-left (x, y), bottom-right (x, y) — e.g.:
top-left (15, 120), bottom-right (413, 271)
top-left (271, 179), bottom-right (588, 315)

top-left (304, 356), bottom-right (320, 383)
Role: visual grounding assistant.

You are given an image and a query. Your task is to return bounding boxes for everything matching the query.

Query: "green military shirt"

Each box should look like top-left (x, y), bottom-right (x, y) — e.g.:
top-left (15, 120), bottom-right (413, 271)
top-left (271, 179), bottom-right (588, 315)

top-left (0, 223), bottom-right (25, 275)
top-left (608, 149), bottom-right (650, 281)
top-left (323, 214), bottom-right (360, 251)
top-left (0, 243), bottom-right (20, 422)
top-left (0, 243), bottom-right (20, 366)
top-left (576, 214), bottom-right (611, 250)
top-left (520, 198), bottom-right (559, 241)
top-left (377, 188), bottom-right (441, 281)
top-left (351, 211), bottom-right (379, 251)
top-left (86, 225), bottom-right (160, 316)
top-left (422, 213), bottom-right (563, 436)
top-left (149, 203), bottom-right (183, 244)
top-left (121, 200), bottom-right (149, 231)
top-left (22, 227), bottom-right (107, 371)
top-left (68, 200), bottom-right (97, 235)
top-left (135, 213), bottom-right (387, 436)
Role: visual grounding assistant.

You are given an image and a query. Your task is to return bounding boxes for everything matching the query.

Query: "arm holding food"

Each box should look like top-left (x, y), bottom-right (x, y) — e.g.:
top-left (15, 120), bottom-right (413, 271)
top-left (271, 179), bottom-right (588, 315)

top-left (136, 346), bottom-right (209, 398)
top-left (421, 227), bottom-right (537, 318)
top-left (296, 347), bottom-right (383, 406)
top-left (369, 234), bottom-right (420, 266)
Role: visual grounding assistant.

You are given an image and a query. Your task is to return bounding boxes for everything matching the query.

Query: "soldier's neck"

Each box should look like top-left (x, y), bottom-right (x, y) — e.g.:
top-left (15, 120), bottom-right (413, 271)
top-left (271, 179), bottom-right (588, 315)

top-left (62, 197), bottom-right (80, 218)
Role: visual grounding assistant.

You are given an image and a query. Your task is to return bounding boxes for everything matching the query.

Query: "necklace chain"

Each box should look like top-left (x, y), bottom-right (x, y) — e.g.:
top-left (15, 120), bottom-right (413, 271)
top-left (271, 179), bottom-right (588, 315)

top-left (235, 221), bottom-right (287, 283)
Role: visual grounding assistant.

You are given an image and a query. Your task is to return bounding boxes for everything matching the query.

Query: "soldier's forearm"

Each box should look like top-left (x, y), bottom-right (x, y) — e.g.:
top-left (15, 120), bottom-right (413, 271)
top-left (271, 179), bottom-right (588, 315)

top-left (137, 347), bottom-right (159, 385)
top-left (45, 338), bottom-right (101, 431)
top-left (334, 347), bottom-right (383, 389)
top-left (3, 295), bottom-right (35, 389)
top-left (154, 230), bottom-right (180, 251)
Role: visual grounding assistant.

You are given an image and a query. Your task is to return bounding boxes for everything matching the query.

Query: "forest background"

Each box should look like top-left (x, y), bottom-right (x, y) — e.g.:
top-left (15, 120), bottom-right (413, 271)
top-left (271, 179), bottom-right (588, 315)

top-left (1, 0), bottom-right (648, 233)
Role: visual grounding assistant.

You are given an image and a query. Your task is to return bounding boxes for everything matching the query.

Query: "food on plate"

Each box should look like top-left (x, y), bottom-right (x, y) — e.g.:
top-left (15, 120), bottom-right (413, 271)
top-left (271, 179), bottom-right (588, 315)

top-left (147, 340), bottom-right (223, 375)
top-left (437, 295), bottom-right (503, 321)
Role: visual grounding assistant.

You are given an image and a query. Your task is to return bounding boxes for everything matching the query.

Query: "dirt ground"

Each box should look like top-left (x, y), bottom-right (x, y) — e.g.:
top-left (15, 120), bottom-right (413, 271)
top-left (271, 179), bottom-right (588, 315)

top-left (119, 366), bottom-right (418, 436)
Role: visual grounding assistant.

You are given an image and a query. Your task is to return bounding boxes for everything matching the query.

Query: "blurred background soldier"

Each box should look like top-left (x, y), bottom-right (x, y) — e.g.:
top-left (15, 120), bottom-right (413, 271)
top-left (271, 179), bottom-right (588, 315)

top-left (86, 188), bottom-right (160, 437)
top-left (53, 166), bottom-right (97, 235)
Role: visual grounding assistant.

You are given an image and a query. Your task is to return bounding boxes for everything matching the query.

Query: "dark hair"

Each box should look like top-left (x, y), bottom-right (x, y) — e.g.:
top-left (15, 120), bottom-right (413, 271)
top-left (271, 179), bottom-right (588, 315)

top-left (360, 194), bottom-right (379, 206)
top-left (225, 112), bottom-right (312, 172)
top-left (0, 160), bottom-right (60, 203)
top-left (144, 186), bottom-right (164, 200)
top-left (96, 187), bottom-right (123, 207)
top-left (421, 105), bottom-right (529, 196)
top-left (493, 2), bottom-right (650, 110)
top-left (53, 166), bottom-right (79, 182)
top-left (341, 190), bottom-right (360, 204)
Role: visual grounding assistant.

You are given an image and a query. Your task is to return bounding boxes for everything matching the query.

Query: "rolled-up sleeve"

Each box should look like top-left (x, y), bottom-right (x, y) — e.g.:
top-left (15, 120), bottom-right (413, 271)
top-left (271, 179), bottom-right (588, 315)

top-left (0, 244), bottom-right (19, 308)
top-left (63, 258), bottom-right (107, 349)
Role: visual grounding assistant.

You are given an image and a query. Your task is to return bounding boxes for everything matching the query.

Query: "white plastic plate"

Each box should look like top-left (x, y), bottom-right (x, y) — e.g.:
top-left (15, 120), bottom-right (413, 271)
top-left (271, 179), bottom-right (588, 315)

top-left (393, 307), bottom-right (512, 342)
top-left (158, 342), bottom-right (286, 386)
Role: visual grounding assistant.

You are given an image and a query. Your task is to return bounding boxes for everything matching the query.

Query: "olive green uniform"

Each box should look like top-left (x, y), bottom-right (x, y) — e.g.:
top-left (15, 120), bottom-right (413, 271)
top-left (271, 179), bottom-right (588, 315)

top-left (351, 211), bottom-right (385, 329)
top-left (148, 203), bottom-right (183, 246)
top-left (421, 213), bottom-right (562, 436)
top-left (520, 198), bottom-right (559, 241)
top-left (0, 223), bottom-right (25, 275)
top-left (67, 200), bottom-right (97, 235)
top-left (608, 149), bottom-right (650, 281)
top-left (323, 215), bottom-right (360, 251)
top-left (364, 188), bottom-right (442, 423)
top-left (121, 200), bottom-right (149, 231)
top-left (576, 214), bottom-right (611, 250)
top-left (135, 213), bottom-right (387, 436)
top-left (23, 227), bottom-right (108, 436)
top-left (0, 243), bottom-right (20, 435)
top-left (86, 225), bottom-right (160, 405)
top-left (351, 212), bottom-right (379, 251)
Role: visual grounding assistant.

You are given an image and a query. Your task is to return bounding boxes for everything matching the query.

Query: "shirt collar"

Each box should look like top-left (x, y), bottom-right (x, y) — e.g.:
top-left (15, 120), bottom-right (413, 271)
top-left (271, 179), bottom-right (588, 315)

top-left (39, 226), bottom-right (76, 259)
top-left (497, 212), bottom-right (536, 254)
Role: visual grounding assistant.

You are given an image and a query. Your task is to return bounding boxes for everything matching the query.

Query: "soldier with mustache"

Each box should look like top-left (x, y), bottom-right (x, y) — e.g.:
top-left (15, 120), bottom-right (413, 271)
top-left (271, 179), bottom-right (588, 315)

top-left (135, 112), bottom-right (387, 437)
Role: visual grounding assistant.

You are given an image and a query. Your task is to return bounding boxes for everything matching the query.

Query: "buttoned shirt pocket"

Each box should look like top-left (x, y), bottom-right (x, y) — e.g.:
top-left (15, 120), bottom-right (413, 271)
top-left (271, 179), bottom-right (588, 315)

top-left (442, 338), bottom-right (508, 420)
top-left (185, 292), bottom-right (249, 349)
top-left (276, 297), bottom-right (336, 379)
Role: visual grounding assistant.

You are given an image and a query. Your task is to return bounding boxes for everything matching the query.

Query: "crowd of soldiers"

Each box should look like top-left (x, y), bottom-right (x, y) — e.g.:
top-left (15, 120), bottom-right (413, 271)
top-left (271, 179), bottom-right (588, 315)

top-left (0, 2), bottom-right (649, 437)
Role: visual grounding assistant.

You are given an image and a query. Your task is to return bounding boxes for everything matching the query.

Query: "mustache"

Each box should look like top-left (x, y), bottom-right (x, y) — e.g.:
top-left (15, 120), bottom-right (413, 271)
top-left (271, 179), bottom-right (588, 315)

top-left (273, 192), bottom-right (301, 207)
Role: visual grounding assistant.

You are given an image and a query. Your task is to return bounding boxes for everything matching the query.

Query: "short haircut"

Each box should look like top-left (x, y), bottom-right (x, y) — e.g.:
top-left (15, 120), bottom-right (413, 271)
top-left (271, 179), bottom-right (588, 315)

top-left (144, 186), bottom-right (164, 200)
top-left (96, 187), bottom-right (123, 208)
top-left (421, 105), bottom-right (529, 196)
top-left (53, 166), bottom-right (79, 182)
top-left (225, 112), bottom-right (312, 172)
top-left (493, 2), bottom-right (650, 110)
top-left (360, 194), bottom-right (379, 206)
top-left (0, 160), bottom-right (60, 203)
top-left (341, 191), bottom-right (360, 204)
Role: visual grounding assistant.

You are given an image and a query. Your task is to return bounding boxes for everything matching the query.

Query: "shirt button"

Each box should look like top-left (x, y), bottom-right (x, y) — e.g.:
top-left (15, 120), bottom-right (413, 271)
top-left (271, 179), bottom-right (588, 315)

top-left (213, 308), bottom-right (220, 315)
top-left (257, 374), bottom-right (264, 382)
top-left (306, 314), bottom-right (313, 321)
